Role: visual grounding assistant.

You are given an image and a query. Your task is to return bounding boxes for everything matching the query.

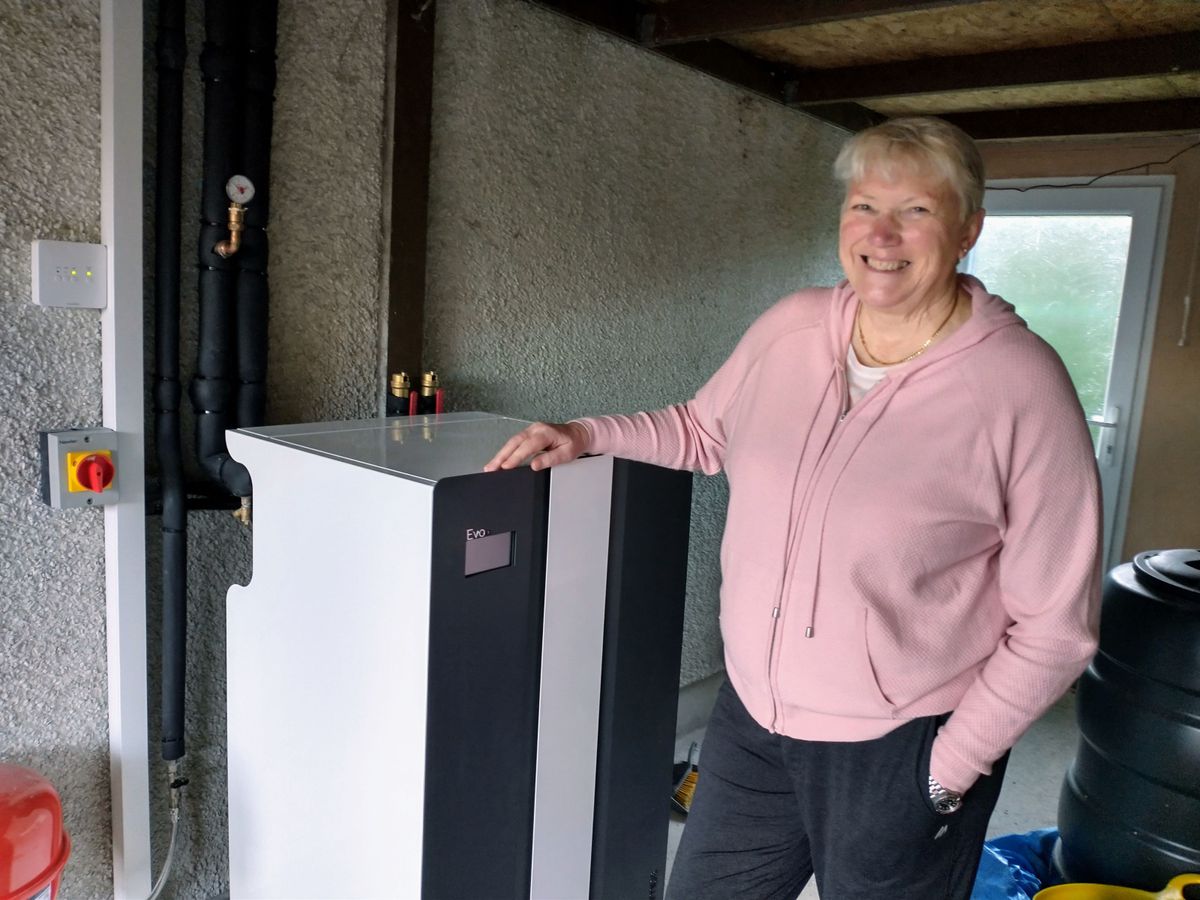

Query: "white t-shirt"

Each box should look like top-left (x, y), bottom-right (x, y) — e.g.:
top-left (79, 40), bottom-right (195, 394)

top-left (846, 345), bottom-right (897, 406)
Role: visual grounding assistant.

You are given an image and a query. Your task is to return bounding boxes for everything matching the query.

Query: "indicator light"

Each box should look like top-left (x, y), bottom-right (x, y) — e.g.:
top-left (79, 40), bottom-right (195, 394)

top-left (31, 240), bottom-right (107, 308)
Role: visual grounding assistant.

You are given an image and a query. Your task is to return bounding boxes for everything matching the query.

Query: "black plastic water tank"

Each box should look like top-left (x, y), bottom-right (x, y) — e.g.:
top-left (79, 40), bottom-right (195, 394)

top-left (1057, 548), bottom-right (1200, 889)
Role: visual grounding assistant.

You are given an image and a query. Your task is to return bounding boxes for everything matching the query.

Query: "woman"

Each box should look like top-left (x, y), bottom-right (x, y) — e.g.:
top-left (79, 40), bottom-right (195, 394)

top-left (485, 117), bottom-right (1101, 899)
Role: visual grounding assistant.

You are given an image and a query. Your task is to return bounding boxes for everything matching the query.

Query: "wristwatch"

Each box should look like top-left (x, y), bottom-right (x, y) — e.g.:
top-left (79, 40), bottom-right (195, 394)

top-left (928, 776), bottom-right (963, 815)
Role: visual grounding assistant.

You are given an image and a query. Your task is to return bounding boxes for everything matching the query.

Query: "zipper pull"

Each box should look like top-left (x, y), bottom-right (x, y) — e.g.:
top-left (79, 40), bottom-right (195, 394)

top-left (771, 606), bottom-right (780, 620)
top-left (837, 371), bottom-right (849, 422)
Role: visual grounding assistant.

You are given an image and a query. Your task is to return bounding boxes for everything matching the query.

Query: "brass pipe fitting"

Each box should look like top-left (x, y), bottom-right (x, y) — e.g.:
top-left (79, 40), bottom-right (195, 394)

top-left (390, 371), bottom-right (412, 401)
top-left (214, 202), bottom-right (246, 258)
top-left (415, 370), bottom-right (441, 416)
top-left (232, 495), bottom-right (252, 526)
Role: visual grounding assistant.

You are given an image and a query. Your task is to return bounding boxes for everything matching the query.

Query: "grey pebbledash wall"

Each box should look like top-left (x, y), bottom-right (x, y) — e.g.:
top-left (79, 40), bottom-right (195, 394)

top-left (0, 0), bottom-right (845, 896)
top-left (0, 1), bottom-right (112, 896)
top-left (423, 0), bottom-right (846, 684)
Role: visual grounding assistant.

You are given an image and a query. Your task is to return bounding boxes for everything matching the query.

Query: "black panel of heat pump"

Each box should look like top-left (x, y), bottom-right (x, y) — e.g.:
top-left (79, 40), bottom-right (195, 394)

top-left (422, 466), bottom-right (550, 899)
top-left (591, 459), bottom-right (693, 900)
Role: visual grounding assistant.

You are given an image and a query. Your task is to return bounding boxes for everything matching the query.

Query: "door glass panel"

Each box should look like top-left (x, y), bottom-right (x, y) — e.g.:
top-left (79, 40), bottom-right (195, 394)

top-left (969, 214), bottom-right (1132, 449)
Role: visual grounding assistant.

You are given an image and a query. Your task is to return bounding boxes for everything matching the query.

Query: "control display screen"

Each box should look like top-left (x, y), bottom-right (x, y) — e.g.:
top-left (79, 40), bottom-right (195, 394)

top-left (465, 530), bottom-right (513, 577)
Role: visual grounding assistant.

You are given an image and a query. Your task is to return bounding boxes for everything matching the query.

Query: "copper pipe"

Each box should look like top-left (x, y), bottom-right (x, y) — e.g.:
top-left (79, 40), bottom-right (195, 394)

top-left (214, 202), bottom-right (245, 258)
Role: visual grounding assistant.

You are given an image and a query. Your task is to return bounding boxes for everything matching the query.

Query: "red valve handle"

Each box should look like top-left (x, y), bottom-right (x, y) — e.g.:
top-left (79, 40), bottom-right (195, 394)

top-left (76, 453), bottom-right (115, 492)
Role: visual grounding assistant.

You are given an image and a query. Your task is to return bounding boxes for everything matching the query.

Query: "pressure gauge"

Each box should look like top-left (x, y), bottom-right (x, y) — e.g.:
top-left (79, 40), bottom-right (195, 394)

top-left (226, 174), bottom-right (255, 205)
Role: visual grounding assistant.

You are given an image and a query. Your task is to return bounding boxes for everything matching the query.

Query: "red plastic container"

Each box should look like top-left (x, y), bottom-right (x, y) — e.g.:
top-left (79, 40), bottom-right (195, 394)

top-left (0, 764), bottom-right (70, 900)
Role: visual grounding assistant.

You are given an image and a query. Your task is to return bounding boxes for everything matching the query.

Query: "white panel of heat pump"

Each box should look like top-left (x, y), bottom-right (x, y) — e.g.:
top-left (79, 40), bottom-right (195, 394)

top-left (225, 427), bottom-right (437, 899)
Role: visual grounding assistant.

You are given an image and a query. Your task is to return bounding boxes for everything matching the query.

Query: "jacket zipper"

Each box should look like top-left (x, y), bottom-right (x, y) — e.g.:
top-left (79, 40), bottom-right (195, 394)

top-left (767, 363), bottom-right (849, 732)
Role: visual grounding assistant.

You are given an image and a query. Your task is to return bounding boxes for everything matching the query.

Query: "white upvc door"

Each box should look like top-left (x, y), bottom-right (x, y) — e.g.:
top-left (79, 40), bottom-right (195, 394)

top-left (965, 177), bottom-right (1173, 568)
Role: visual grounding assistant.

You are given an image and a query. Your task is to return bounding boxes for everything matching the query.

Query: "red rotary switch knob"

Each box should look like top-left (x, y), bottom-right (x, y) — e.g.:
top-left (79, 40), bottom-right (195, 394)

top-left (75, 453), bottom-right (115, 492)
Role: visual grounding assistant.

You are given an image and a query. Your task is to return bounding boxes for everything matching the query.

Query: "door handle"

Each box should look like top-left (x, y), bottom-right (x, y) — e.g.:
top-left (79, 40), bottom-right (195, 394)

top-left (1090, 406), bottom-right (1120, 467)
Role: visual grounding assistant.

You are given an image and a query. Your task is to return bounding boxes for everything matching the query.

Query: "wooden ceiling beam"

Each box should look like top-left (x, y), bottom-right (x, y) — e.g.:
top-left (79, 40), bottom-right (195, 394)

top-left (641, 0), bottom-right (992, 47)
top-left (654, 38), bottom-right (792, 101)
top-left (790, 102), bottom-right (888, 133)
top-left (941, 99), bottom-right (1200, 140)
top-left (520, 0), bottom-right (643, 39)
top-left (385, 0), bottom-right (437, 384)
top-left (522, 0), bottom-right (884, 131)
top-left (786, 32), bottom-right (1200, 106)
top-left (651, 32), bottom-right (888, 131)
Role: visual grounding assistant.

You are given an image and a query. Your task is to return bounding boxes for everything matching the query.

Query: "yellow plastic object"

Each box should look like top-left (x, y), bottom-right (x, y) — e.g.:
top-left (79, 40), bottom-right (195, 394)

top-left (1034, 874), bottom-right (1200, 900)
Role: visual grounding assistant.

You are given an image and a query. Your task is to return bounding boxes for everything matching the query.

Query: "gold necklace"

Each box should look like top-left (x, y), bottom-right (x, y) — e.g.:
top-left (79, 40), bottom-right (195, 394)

top-left (856, 294), bottom-right (959, 367)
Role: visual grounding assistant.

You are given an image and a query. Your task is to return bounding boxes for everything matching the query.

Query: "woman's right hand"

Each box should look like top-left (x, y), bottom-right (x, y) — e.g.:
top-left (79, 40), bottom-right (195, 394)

top-left (484, 421), bottom-right (590, 472)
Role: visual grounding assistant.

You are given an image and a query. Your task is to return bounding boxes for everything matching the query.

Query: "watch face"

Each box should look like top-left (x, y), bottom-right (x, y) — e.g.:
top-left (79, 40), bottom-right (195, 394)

top-left (933, 794), bottom-right (962, 815)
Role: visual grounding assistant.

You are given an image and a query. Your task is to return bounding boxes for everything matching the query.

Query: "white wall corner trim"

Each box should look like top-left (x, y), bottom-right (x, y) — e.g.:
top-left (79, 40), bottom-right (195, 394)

top-left (101, 1), bottom-right (152, 896)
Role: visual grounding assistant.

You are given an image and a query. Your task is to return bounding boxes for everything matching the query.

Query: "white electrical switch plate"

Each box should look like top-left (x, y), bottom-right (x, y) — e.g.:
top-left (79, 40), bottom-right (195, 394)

top-left (31, 240), bottom-right (108, 309)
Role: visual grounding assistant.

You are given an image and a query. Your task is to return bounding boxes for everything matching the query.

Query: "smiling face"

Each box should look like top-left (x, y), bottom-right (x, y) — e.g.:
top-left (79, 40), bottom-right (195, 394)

top-left (839, 167), bottom-right (984, 316)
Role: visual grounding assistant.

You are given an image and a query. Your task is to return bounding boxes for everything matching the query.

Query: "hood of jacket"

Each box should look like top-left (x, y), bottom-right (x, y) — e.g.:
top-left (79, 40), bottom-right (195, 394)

top-left (824, 273), bottom-right (1028, 384)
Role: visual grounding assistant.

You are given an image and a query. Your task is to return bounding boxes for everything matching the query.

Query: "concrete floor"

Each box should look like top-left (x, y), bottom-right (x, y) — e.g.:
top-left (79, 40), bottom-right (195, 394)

top-left (666, 691), bottom-right (1080, 898)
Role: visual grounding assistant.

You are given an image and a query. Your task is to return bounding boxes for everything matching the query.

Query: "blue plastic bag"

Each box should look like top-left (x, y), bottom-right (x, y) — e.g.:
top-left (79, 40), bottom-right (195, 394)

top-left (971, 829), bottom-right (1062, 900)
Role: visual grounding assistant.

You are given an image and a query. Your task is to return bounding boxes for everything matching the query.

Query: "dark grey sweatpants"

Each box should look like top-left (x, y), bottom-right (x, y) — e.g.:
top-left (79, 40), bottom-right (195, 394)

top-left (667, 681), bottom-right (1008, 900)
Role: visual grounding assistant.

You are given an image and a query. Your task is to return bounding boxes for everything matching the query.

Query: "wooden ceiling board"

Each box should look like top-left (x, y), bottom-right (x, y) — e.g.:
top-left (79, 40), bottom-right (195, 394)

top-left (1170, 72), bottom-right (1200, 98)
top-left (521, 0), bottom-right (1200, 138)
top-left (867, 74), bottom-right (1187, 116)
top-left (727, 0), bottom-right (1200, 70)
top-left (640, 0), bottom-right (997, 45)
top-left (781, 31), bottom-right (1200, 106)
top-left (1097, 0), bottom-right (1200, 33)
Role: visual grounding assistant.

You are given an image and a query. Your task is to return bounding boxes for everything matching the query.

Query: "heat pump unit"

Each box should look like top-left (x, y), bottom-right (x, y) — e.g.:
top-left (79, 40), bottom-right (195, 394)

top-left (225, 413), bottom-right (691, 899)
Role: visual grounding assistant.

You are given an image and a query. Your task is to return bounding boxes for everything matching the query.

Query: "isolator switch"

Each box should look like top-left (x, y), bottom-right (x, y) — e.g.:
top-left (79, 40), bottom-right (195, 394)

top-left (39, 428), bottom-right (119, 508)
top-left (67, 451), bottom-right (115, 493)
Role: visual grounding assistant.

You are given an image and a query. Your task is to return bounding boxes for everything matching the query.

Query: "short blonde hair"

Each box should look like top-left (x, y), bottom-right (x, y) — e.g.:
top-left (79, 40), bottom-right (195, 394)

top-left (833, 117), bottom-right (985, 220)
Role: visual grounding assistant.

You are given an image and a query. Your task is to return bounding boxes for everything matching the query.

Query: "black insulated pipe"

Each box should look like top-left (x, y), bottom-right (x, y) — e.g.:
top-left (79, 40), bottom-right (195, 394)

top-left (154, 0), bottom-right (187, 763)
top-left (236, 267), bottom-right (269, 427)
top-left (234, 0), bottom-right (276, 429)
top-left (191, 0), bottom-right (251, 496)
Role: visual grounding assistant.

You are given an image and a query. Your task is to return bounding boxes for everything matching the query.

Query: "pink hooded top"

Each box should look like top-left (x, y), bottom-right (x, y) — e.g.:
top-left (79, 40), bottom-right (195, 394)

top-left (576, 275), bottom-right (1102, 793)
